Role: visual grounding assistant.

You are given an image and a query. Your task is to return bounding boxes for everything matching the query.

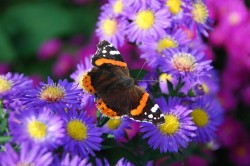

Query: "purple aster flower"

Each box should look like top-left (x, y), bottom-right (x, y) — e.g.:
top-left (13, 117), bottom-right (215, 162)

top-left (24, 77), bottom-right (82, 111)
top-left (58, 153), bottom-right (91, 166)
top-left (190, 96), bottom-right (223, 143)
top-left (116, 158), bottom-right (134, 166)
top-left (8, 107), bottom-right (65, 150)
top-left (125, 6), bottom-right (171, 44)
top-left (101, 0), bottom-right (126, 17)
top-left (70, 57), bottom-right (92, 90)
top-left (126, 0), bottom-right (161, 10)
top-left (186, 0), bottom-right (213, 37)
top-left (70, 57), bottom-right (95, 109)
top-left (159, 47), bottom-right (212, 82)
top-left (0, 143), bottom-right (53, 166)
top-left (159, 0), bottom-right (191, 22)
top-left (140, 28), bottom-right (190, 68)
top-left (96, 10), bottom-right (127, 47)
top-left (0, 73), bottom-right (32, 102)
top-left (60, 109), bottom-right (103, 156)
top-left (94, 157), bottom-right (110, 166)
top-left (158, 73), bottom-right (178, 94)
top-left (191, 70), bottom-right (219, 96)
top-left (140, 97), bottom-right (197, 153)
top-left (102, 117), bottom-right (131, 140)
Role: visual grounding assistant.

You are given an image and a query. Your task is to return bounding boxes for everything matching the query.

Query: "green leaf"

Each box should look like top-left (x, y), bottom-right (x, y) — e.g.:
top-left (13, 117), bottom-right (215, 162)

top-left (1, 2), bottom-right (94, 56)
top-left (0, 25), bottom-right (16, 62)
top-left (167, 80), bottom-right (175, 96)
top-left (0, 118), bottom-right (7, 133)
top-left (0, 136), bottom-right (11, 143)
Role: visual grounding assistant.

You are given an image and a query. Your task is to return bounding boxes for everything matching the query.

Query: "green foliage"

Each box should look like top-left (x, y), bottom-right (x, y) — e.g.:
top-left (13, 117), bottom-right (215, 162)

top-left (0, 1), bottom-right (99, 62)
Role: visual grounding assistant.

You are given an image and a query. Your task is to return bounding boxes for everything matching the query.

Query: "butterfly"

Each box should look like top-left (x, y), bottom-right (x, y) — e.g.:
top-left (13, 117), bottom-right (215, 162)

top-left (82, 40), bottom-right (165, 126)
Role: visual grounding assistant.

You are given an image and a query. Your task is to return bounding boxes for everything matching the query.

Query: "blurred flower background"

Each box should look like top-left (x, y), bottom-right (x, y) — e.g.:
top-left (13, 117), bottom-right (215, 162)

top-left (0, 0), bottom-right (250, 165)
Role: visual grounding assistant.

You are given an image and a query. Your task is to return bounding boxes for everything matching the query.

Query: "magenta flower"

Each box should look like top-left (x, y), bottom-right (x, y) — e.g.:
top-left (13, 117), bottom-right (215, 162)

top-left (52, 53), bottom-right (75, 78)
top-left (38, 38), bottom-right (61, 61)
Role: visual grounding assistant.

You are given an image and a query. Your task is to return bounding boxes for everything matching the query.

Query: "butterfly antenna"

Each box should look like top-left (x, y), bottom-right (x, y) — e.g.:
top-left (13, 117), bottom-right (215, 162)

top-left (135, 59), bottom-right (147, 80)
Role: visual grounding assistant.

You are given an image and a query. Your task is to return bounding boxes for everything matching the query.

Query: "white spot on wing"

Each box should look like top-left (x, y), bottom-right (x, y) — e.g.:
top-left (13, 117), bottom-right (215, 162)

top-left (160, 114), bottom-right (164, 118)
top-left (148, 114), bottom-right (153, 119)
top-left (103, 54), bottom-right (106, 57)
top-left (110, 50), bottom-right (120, 55)
top-left (102, 50), bottom-right (107, 53)
top-left (151, 104), bottom-right (159, 113)
top-left (144, 112), bottom-right (147, 115)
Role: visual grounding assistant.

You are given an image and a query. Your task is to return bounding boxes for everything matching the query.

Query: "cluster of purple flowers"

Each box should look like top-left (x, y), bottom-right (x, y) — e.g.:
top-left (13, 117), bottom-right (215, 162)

top-left (96, 0), bottom-right (214, 89)
top-left (0, 0), bottom-right (225, 165)
top-left (0, 72), bottom-right (105, 165)
top-left (95, 0), bottom-right (224, 155)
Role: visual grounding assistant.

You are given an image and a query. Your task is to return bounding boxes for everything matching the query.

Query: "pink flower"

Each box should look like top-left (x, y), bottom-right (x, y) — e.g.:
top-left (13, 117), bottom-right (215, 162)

top-left (0, 63), bottom-right (10, 74)
top-left (52, 53), bottom-right (75, 77)
top-left (241, 85), bottom-right (250, 106)
top-left (230, 143), bottom-right (250, 166)
top-left (217, 117), bottom-right (248, 148)
top-left (38, 39), bottom-right (61, 60)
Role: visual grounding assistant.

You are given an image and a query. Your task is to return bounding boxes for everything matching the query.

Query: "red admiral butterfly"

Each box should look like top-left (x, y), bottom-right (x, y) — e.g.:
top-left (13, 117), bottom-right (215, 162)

top-left (82, 40), bottom-right (165, 126)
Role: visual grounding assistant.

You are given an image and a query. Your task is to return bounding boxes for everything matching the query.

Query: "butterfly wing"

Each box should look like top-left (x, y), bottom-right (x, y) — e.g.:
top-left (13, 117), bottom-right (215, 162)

top-left (127, 86), bottom-right (165, 126)
top-left (91, 40), bottom-right (130, 77)
top-left (85, 69), bottom-right (165, 125)
top-left (83, 40), bottom-right (165, 126)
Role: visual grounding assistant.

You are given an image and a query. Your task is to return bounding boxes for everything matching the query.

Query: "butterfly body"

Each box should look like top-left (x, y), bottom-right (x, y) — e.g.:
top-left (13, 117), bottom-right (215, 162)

top-left (83, 40), bottom-right (165, 126)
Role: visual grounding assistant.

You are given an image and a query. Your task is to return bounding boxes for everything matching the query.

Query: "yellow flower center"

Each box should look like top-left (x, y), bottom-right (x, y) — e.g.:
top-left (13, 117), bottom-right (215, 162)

top-left (171, 53), bottom-right (197, 72)
top-left (159, 114), bottom-right (180, 135)
top-left (107, 119), bottom-right (121, 130)
top-left (136, 10), bottom-right (155, 30)
top-left (201, 83), bottom-right (209, 94)
top-left (27, 121), bottom-right (47, 140)
top-left (40, 86), bottom-right (65, 102)
top-left (0, 76), bottom-right (12, 93)
top-left (191, 1), bottom-right (208, 24)
top-left (166, 0), bottom-right (182, 15)
top-left (113, 0), bottom-right (123, 14)
top-left (102, 19), bottom-right (118, 36)
top-left (78, 73), bottom-right (86, 89)
top-left (157, 37), bottom-right (178, 53)
top-left (159, 73), bottom-right (172, 82)
top-left (67, 120), bottom-right (87, 141)
top-left (191, 108), bottom-right (209, 127)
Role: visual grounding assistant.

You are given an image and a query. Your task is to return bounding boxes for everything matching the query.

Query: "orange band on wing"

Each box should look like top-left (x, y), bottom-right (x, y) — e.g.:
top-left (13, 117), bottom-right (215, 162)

top-left (95, 58), bottom-right (127, 68)
top-left (82, 73), bottom-right (95, 94)
top-left (97, 99), bottom-right (120, 118)
top-left (130, 93), bottom-right (149, 116)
